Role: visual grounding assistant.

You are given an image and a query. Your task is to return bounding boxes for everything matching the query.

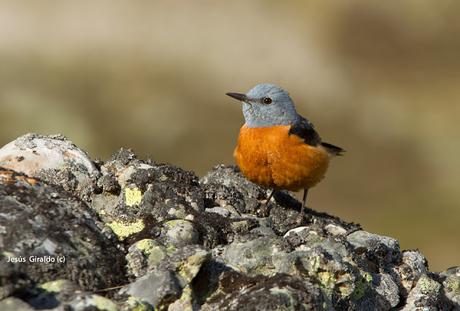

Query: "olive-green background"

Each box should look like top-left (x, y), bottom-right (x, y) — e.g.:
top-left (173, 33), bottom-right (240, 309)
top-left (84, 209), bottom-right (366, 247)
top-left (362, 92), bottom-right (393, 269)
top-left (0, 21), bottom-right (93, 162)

top-left (1, 1), bottom-right (459, 271)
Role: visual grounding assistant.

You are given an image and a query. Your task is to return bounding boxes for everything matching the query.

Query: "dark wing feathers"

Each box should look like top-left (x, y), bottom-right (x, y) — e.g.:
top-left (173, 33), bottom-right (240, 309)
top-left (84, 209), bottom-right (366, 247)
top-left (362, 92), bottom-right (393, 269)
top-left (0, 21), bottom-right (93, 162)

top-left (321, 142), bottom-right (345, 156)
top-left (288, 116), bottom-right (345, 156)
top-left (288, 117), bottom-right (321, 146)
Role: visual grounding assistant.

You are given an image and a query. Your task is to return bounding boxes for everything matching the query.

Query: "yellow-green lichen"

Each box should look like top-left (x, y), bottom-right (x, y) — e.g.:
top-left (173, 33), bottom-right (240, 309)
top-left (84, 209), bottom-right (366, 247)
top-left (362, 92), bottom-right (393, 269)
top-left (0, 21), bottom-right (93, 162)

top-left (108, 219), bottom-right (145, 241)
top-left (177, 251), bottom-right (210, 283)
top-left (309, 256), bottom-right (321, 272)
top-left (351, 272), bottom-right (373, 300)
top-left (88, 294), bottom-right (118, 311)
top-left (168, 286), bottom-right (194, 311)
top-left (444, 276), bottom-right (460, 293)
top-left (135, 239), bottom-right (166, 267)
top-left (125, 188), bottom-right (143, 207)
top-left (136, 239), bottom-right (158, 254)
top-left (164, 219), bottom-right (181, 229)
top-left (364, 272), bottom-right (373, 282)
top-left (126, 297), bottom-right (153, 311)
top-left (39, 280), bottom-right (67, 293)
top-left (418, 275), bottom-right (441, 294)
top-left (1, 251), bottom-right (15, 259)
top-left (166, 243), bottom-right (178, 255)
top-left (317, 271), bottom-right (337, 291)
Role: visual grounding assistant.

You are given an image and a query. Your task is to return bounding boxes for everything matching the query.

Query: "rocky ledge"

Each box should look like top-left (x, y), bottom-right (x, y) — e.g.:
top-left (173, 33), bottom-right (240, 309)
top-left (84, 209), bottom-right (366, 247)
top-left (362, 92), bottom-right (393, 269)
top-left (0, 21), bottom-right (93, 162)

top-left (0, 133), bottom-right (458, 311)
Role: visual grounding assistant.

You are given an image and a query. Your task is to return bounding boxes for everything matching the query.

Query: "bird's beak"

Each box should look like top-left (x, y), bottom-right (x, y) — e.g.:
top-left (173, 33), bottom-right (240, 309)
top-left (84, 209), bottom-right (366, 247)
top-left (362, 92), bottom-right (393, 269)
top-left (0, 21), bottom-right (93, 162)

top-left (226, 92), bottom-right (247, 102)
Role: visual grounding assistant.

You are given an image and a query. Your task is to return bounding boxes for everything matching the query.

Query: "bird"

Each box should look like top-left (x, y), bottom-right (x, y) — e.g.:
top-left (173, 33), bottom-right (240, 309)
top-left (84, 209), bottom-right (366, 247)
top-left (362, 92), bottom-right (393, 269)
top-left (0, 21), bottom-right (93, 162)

top-left (226, 83), bottom-right (344, 221)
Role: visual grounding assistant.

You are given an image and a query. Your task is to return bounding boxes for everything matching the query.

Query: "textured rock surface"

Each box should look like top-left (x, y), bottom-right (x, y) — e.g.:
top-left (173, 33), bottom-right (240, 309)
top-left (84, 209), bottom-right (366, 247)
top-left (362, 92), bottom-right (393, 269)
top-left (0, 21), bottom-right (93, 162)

top-left (0, 134), bottom-right (458, 310)
top-left (0, 133), bottom-right (99, 201)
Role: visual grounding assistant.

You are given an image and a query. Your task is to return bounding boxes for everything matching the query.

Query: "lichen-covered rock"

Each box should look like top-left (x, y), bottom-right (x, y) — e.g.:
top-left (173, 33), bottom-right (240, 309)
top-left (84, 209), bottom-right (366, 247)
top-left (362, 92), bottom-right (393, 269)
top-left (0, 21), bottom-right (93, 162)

top-left (391, 250), bottom-right (428, 297)
top-left (222, 236), bottom-right (288, 276)
top-left (401, 274), bottom-right (446, 310)
top-left (123, 245), bottom-right (211, 310)
top-left (200, 165), bottom-right (267, 215)
top-left (24, 279), bottom-right (80, 309)
top-left (162, 220), bottom-right (200, 248)
top-left (126, 239), bottom-right (167, 277)
top-left (0, 135), bottom-right (457, 310)
top-left (126, 270), bottom-right (182, 308)
top-left (201, 272), bottom-right (330, 311)
top-left (0, 297), bottom-right (34, 311)
top-left (440, 267), bottom-right (460, 307)
top-left (0, 168), bottom-right (125, 292)
top-left (347, 230), bottom-right (401, 269)
top-left (0, 133), bottom-right (99, 201)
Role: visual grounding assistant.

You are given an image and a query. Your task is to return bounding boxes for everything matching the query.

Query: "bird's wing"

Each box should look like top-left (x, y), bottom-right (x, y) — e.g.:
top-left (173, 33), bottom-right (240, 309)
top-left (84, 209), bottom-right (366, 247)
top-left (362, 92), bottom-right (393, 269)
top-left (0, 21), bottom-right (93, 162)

top-left (321, 142), bottom-right (345, 156)
top-left (288, 116), bottom-right (322, 146)
top-left (288, 116), bottom-right (345, 156)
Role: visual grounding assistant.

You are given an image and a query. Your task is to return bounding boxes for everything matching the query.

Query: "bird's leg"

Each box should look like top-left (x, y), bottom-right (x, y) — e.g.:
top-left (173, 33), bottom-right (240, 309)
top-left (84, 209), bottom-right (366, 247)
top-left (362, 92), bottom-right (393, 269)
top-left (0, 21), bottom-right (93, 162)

top-left (266, 189), bottom-right (275, 204)
top-left (297, 189), bottom-right (309, 223)
top-left (259, 189), bottom-right (275, 217)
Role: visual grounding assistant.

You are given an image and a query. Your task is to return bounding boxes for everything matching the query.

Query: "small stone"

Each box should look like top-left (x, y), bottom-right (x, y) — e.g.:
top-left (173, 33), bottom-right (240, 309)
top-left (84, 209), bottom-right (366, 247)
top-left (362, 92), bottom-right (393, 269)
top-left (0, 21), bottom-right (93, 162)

top-left (162, 220), bottom-right (200, 247)
top-left (185, 214), bottom-right (194, 221)
top-left (373, 273), bottom-right (400, 308)
top-left (325, 223), bottom-right (347, 236)
top-left (126, 270), bottom-right (182, 308)
top-left (205, 206), bottom-right (230, 218)
top-left (175, 247), bottom-right (210, 283)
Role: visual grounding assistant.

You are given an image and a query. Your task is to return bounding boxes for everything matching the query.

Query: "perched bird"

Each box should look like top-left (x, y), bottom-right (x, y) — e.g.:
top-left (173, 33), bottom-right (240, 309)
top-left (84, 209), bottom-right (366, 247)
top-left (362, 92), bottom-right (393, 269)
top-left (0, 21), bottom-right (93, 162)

top-left (226, 83), bottom-right (344, 221)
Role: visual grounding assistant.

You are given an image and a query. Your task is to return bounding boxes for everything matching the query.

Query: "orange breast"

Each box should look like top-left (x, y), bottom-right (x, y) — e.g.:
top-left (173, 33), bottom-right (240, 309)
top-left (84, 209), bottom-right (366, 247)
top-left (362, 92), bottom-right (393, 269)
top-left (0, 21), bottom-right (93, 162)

top-left (234, 125), bottom-right (330, 191)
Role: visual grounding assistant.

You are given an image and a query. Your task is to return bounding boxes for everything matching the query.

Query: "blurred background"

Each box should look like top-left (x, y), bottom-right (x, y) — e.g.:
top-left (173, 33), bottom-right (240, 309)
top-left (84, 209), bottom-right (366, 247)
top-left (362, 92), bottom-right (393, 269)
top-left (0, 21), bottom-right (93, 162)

top-left (0, 1), bottom-right (459, 271)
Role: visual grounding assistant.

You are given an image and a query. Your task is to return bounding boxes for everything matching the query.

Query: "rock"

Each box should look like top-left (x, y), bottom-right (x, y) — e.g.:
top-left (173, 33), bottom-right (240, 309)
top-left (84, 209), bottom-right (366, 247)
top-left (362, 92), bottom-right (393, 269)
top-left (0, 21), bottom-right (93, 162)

top-left (0, 134), bottom-right (457, 310)
top-left (222, 236), bottom-right (288, 276)
top-left (324, 223), bottom-right (347, 236)
top-left (124, 245), bottom-right (211, 309)
top-left (372, 273), bottom-right (400, 308)
top-left (162, 220), bottom-right (200, 248)
top-left (168, 286), bottom-right (197, 311)
top-left (67, 293), bottom-right (119, 311)
top-left (126, 270), bottom-right (182, 308)
top-left (391, 250), bottom-right (428, 297)
top-left (0, 133), bottom-right (99, 201)
top-left (24, 279), bottom-right (80, 309)
top-left (126, 239), bottom-right (167, 278)
top-left (440, 266), bottom-right (460, 306)
top-left (0, 297), bottom-right (34, 311)
top-left (401, 274), bottom-right (446, 310)
top-left (0, 251), bottom-right (32, 299)
top-left (347, 230), bottom-right (401, 269)
top-left (205, 206), bottom-right (231, 218)
top-left (201, 272), bottom-right (329, 311)
top-left (120, 297), bottom-right (154, 311)
top-left (201, 165), bottom-right (267, 215)
top-left (0, 167), bottom-right (125, 292)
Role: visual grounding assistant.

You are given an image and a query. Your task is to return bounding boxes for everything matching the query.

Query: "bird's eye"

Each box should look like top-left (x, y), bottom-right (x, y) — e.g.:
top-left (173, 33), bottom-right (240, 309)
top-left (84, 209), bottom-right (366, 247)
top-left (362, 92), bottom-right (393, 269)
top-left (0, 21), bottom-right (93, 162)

top-left (262, 97), bottom-right (272, 104)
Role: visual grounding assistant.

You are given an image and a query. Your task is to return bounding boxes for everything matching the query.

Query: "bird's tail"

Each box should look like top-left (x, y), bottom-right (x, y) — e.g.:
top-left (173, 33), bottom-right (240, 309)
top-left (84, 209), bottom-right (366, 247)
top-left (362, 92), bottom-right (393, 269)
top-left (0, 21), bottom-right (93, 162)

top-left (321, 142), bottom-right (345, 156)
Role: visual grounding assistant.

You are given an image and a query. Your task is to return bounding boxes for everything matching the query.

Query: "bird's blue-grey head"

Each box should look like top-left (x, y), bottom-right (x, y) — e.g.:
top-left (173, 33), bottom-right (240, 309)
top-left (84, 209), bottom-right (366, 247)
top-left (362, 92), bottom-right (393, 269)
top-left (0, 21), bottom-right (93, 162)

top-left (226, 83), bottom-right (299, 128)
